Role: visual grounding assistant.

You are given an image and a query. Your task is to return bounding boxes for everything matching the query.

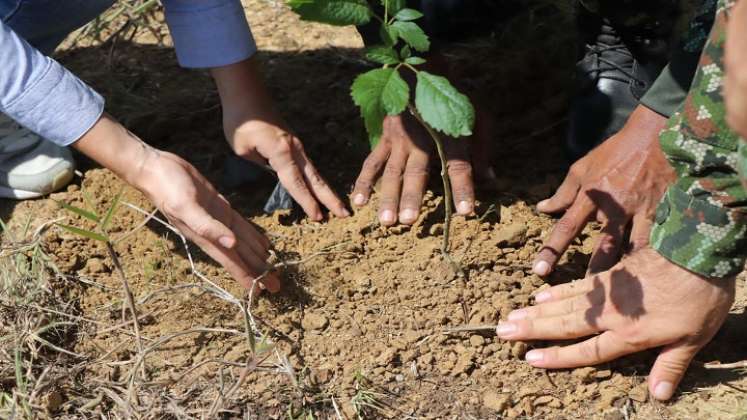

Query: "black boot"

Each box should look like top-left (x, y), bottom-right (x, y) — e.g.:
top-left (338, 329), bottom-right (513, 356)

top-left (566, 16), bottom-right (672, 161)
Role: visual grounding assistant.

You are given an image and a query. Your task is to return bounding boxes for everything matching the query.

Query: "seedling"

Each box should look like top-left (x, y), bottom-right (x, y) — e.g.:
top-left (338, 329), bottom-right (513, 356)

top-left (54, 189), bottom-right (147, 378)
top-left (289, 0), bottom-right (475, 258)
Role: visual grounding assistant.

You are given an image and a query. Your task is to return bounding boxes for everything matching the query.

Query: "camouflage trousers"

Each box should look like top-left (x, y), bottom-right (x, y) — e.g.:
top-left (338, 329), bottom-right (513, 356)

top-left (650, 0), bottom-right (747, 278)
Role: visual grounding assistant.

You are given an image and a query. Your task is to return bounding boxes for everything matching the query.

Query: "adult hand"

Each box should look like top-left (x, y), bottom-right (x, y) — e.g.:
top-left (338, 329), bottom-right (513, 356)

top-left (533, 105), bottom-right (675, 276)
top-left (212, 58), bottom-right (349, 221)
top-left (351, 112), bottom-right (494, 226)
top-left (73, 115), bottom-right (281, 294)
top-left (497, 248), bottom-right (736, 401)
top-left (725, 0), bottom-right (747, 139)
top-left (135, 149), bottom-right (281, 294)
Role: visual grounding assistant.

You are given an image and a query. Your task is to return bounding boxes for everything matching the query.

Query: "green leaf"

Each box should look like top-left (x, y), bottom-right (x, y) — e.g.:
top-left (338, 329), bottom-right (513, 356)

top-left (101, 188), bottom-right (123, 233)
top-left (400, 45), bottom-right (411, 59)
top-left (55, 223), bottom-right (108, 242)
top-left (381, 0), bottom-right (405, 15)
top-left (288, 0), bottom-right (371, 26)
top-left (351, 68), bottom-right (410, 145)
top-left (365, 46), bottom-right (400, 65)
top-left (405, 56), bottom-right (426, 65)
top-left (394, 8), bottom-right (423, 21)
top-left (391, 21), bottom-right (430, 52)
top-left (415, 71), bottom-right (475, 137)
top-left (56, 200), bottom-right (100, 223)
top-left (379, 23), bottom-right (398, 46)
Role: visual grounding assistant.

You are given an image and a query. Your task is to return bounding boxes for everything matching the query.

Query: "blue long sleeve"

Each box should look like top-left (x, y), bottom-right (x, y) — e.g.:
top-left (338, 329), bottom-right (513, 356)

top-left (0, 0), bottom-right (256, 146)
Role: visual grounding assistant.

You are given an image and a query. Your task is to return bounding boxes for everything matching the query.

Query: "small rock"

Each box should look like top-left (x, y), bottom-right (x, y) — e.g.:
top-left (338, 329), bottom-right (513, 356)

top-left (376, 348), bottom-right (397, 366)
top-left (511, 342), bottom-right (528, 359)
top-left (483, 391), bottom-right (511, 412)
top-left (628, 383), bottom-right (648, 403)
top-left (84, 257), bottom-right (108, 274)
top-left (395, 374), bottom-right (405, 382)
top-left (533, 396), bottom-right (562, 408)
top-left (495, 223), bottom-right (528, 248)
top-left (595, 369), bottom-right (612, 379)
top-left (469, 335), bottom-right (486, 347)
top-left (301, 313), bottom-right (329, 331)
top-left (572, 367), bottom-right (596, 383)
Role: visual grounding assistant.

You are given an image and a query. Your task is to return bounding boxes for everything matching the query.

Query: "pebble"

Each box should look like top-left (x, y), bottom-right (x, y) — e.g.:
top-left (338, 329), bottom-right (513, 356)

top-left (301, 313), bottom-right (329, 331)
top-left (469, 335), bottom-right (486, 347)
top-left (483, 391), bottom-right (511, 412)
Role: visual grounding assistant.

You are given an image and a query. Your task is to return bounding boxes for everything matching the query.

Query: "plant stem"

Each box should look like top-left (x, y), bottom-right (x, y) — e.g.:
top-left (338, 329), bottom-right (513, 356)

top-left (407, 104), bottom-right (452, 255)
top-left (106, 241), bottom-right (146, 380)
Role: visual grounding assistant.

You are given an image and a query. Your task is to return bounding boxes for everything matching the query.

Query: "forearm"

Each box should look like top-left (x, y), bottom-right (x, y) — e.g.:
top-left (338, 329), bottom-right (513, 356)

top-left (650, 0), bottom-right (747, 279)
top-left (210, 57), bottom-right (279, 125)
top-left (71, 114), bottom-right (154, 188)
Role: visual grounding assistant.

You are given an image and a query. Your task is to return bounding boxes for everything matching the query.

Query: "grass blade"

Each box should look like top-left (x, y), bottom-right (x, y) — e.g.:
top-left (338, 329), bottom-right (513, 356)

top-left (101, 188), bottom-right (124, 233)
top-left (56, 201), bottom-right (100, 223)
top-left (55, 223), bottom-right (108, 242)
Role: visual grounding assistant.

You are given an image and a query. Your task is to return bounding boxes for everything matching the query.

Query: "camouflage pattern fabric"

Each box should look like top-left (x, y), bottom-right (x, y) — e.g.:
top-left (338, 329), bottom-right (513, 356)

top-left (651, 0), bottom-right (747, 278)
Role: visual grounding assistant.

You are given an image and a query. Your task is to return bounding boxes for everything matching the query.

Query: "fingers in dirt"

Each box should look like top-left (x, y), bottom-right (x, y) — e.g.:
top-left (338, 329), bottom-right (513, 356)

top-left (523, 331), bottom-right (637, 369)
top-left (536, 171), bottom-right (581, 214)
top-left (532, 196), bottom-right (595, 276)
top-left (352, 141), bottom-right (390, 207)
top-left (293, 144), bottom-right (350, 218)
top-left (398, 148), bottom-right (430, 224)
top-left (378, 145), bottom-right (408, 226)
top-left (443, 139), bottom-right (475, 216)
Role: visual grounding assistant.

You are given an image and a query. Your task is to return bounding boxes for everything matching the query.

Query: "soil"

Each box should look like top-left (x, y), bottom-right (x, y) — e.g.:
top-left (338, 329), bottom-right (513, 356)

top-left (2, 0), bottom-right (746, 418)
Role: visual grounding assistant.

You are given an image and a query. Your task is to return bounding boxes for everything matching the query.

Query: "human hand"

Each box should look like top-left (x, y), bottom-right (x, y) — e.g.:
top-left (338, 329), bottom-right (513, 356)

top-left (533, 105), bottom-right (675, 276)
top-left (725, 0), bottom-right (747, 139)
top-left (135, 149), bottom-right (281, 294)
top-left (350, 112), bottom-right (494, 226)
top-left (497, 248), bottom-right (736, 401)
top-left (211, 58), bottom-right (348, 221)
top-left (72, 115), bottom-right (281, 293)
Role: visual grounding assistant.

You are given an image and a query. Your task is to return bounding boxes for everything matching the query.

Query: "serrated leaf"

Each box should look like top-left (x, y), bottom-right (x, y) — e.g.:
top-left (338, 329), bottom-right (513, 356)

top-left (289, 0), bottom-right (371, 26)
top-left (381, 71), bottom-right (409, 115)
top-left (380, 0), bottom-right (405, 15)
top-left (394, 8), bottom-right (423, 21)
top-left (405, 56), bottom-right (426, 65)
top-left (56, 200), bottom-right (100, 223)
top-left (400, 45), bottom-right (411, 59)
top-left (55, 223), bottom-right (108, 242)
top-left (351, 68), bottom-right (410, 145)
top-left (365, 46), bottom-right (399, 65)
top-left (379, 23), bottom-right (398, 46)
top-left (391, 21), bottom-right (430, 52)
top-left (415, 71), bottom-right (475, 137)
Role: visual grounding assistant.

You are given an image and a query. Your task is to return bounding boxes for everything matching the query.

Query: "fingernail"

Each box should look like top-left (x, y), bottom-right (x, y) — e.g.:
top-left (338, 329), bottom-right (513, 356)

top-left (400, 208), bottom-right (417, 223)
top-left (534, 290), bottom-right (551, 303)
top-left (353, 194), bottom-right (366, 206)
top-left (219, 236), bottom-right (235, 248)
top-left (457, 201), bottom-right (473, 215)
top-left (537, 199), bottom-right (549, 208)
top-left (341, 208), bottom-right (351, 217)
top-left (653, 381), bottom-right (674, 400)
top-left (495, 322), bottom-right (517, 337)
top-left (380, 210), bottom-right (395, 224)
top-left (525, 350), bottom-right (543, 363)
top-left (508, 309), bottom-right (528, 321)
top-left (533, 260), bottom-right (551, 276)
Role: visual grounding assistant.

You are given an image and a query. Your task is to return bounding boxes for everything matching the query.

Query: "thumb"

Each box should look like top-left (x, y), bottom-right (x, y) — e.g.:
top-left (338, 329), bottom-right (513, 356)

top-left (648, 340), bottom-right (700, 401)
top-left (182, 204), bottom-right (236, 249)
top-left (536, 175), bottom-right (581, 214)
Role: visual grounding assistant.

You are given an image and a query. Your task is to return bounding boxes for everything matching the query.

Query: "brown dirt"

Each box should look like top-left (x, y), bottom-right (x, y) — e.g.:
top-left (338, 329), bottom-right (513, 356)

top-left (3, 0), bottom-right (746, 418)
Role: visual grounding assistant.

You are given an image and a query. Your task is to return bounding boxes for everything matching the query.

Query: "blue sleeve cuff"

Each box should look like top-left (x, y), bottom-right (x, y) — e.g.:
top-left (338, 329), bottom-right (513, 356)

top-left (0, 22), bottom-right (104, 146)
top-left (163, 0), bottom-right (257, 68)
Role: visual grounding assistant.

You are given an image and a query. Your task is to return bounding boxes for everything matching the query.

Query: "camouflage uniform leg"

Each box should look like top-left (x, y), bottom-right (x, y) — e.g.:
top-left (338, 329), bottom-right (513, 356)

top-left (650, 0), bottom-right (747, 278)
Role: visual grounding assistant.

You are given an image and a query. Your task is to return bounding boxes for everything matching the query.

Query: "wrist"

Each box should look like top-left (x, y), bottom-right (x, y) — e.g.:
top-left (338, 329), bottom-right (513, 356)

top-left (71, 113), bottom-right (160, 189)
